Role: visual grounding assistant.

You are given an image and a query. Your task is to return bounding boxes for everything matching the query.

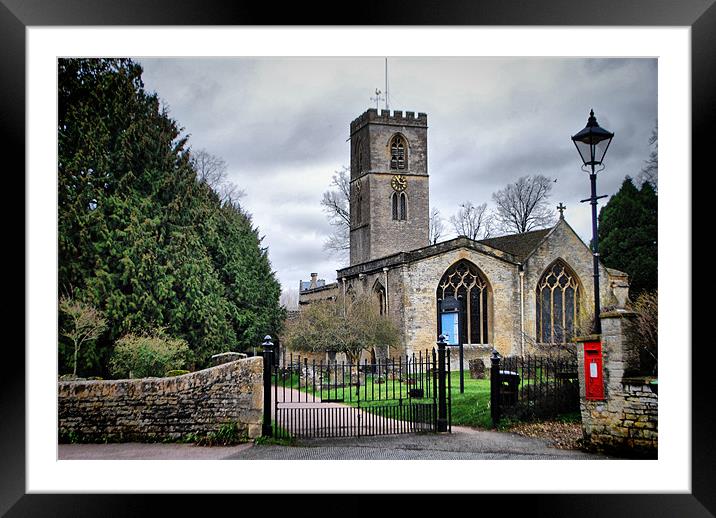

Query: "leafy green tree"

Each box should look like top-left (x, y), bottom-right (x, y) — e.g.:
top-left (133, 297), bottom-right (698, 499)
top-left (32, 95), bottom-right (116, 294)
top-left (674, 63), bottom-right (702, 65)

top-left (284, 294), bottom-right (400, 366)
top-left (598, 177), bottom-right (657, 297)
top-left (58, 58), bottom-right (284, 374)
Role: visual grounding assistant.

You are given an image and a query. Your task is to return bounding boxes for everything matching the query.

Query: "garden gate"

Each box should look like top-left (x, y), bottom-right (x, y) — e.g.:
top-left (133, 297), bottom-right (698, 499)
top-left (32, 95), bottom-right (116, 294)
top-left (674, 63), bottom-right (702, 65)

top-left (262, 340), bottom-right (452, 439)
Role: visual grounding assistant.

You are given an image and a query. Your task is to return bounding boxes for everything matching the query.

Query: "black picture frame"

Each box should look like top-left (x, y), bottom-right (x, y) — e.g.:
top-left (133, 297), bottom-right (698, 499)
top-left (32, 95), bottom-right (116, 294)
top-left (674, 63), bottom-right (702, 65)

top-left (4, 0), bottom-right (711, 514)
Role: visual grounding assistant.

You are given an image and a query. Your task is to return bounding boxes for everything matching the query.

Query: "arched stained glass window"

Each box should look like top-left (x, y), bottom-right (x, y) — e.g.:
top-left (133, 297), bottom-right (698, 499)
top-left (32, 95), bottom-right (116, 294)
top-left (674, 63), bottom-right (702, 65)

top-left (536, 260), bottom-right (581, 344)
top-left (436, 260), bottom-right (490, 344)
top-left (399, 192), bottom-right (407, 220)
top-left (390, 135), bottom-right (407, 170)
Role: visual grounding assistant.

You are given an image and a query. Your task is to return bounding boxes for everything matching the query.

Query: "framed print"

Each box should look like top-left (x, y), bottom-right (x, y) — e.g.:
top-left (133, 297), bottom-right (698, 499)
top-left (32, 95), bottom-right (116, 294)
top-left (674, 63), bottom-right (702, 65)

top-left (4, 0), bottom-right (713, 514)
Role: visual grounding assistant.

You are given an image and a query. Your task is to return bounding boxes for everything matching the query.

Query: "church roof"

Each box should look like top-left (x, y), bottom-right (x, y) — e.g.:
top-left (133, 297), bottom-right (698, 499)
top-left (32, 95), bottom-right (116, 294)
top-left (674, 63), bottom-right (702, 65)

top-left (477, 228), bottom-right (552, 262)
top-left (337, 225), bottom-right (561, 280)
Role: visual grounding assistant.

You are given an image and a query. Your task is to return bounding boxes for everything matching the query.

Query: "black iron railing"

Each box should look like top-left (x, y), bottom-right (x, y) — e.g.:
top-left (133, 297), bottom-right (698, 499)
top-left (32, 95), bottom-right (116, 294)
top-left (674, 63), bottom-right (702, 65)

top-left (266, 347), bottom-right (451, 439)
top-left (491, 353), bottom-right (579, 426)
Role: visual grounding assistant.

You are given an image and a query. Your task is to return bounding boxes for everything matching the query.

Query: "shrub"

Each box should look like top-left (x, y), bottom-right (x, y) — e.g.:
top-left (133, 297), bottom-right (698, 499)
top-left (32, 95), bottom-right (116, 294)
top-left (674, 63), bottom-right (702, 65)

top-left (109, 331), bottom-right (191, 379)
top-left (194, 423), bottom-right (247, 446)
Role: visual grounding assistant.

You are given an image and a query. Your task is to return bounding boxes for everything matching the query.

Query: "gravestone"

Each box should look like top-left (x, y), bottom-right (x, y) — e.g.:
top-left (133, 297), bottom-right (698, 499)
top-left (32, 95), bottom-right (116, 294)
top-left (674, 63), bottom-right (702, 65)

top-left (469, 359), bottom-right (486, 379)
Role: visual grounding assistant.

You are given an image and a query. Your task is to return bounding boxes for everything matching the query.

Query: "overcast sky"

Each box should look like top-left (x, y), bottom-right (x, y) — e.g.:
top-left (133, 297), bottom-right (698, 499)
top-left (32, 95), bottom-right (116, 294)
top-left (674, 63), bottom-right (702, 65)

top-left (137, 57), bottom-right (657, 300)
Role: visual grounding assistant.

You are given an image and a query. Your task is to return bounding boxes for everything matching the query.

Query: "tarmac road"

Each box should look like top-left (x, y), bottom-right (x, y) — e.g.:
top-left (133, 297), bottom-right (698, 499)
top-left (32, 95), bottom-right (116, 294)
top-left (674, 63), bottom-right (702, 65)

top-left (59, 425), bottom-right (609, 461)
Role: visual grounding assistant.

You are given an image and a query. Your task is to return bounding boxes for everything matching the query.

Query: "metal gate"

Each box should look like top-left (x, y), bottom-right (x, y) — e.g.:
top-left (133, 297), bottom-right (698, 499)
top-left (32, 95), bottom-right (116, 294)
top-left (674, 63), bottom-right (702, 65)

top-left (267, 347), bottom-right (451, 439)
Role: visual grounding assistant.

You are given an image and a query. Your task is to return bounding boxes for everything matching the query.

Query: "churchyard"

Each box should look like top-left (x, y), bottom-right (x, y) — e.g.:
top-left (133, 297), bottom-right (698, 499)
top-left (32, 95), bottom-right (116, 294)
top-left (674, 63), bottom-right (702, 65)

top-left (57, 58), bottom-right (658, 460)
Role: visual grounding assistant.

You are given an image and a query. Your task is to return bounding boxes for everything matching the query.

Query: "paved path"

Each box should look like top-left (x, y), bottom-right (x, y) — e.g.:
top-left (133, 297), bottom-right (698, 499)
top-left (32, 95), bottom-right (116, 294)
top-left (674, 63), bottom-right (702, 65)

top-left (272, 386), bottom-right (430, 438)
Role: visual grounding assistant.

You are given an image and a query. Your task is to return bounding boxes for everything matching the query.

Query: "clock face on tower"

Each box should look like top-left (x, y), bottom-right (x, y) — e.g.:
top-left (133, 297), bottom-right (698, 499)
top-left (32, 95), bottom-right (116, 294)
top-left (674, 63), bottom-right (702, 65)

top-left (391, 174), bottom-right (407, 192)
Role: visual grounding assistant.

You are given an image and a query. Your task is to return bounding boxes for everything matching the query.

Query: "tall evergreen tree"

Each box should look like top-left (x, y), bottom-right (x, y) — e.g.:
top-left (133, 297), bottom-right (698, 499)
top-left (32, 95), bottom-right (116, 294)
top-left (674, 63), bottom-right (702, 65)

top-left (597, 177), bottom-right (657, 298)
top-left (58, 58), bottom-right (284, 375)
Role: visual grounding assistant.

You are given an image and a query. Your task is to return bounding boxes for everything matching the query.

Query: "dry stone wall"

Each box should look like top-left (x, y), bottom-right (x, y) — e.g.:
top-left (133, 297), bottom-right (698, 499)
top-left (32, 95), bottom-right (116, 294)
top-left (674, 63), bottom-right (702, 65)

top-left (58, 357), bottom-right (263, 442)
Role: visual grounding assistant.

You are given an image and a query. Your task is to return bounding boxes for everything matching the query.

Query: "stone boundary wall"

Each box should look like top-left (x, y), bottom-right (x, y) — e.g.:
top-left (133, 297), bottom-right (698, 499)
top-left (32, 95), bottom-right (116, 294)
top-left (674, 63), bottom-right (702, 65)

top-left (576, 311), bottom-right (658, 458)
top-left (58, 357), bottom-right (263, 442)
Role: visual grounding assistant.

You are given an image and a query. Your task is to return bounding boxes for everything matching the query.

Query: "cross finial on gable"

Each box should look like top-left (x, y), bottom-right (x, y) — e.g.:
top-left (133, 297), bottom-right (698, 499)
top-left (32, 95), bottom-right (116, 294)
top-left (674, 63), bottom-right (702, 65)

top-left (557, 202), bottom-right (566, 219)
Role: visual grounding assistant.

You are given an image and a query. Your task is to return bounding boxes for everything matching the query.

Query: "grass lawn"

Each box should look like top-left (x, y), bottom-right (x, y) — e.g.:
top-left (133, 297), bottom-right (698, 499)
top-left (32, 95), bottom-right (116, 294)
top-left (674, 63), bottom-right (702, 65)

top-left (273, 369), bottom-right (580, 434)
top-left (446, 371), bottom-right (493, 429)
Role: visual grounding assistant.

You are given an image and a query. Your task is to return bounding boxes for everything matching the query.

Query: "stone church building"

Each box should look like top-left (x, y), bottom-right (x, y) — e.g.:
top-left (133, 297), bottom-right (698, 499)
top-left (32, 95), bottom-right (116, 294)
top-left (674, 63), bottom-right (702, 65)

top-left (298, 108), bottom-right (628, 364)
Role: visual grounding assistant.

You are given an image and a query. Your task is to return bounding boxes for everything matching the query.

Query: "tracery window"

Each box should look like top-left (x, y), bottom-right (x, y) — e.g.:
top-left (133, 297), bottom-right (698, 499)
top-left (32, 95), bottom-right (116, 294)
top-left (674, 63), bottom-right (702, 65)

top-left (436, 260), bottom-right (490, 344)
top-left (391, 192), bottom-right (407, 221)
top-left (390, 135), bottom-right (407, 170)
top-left (536, 260), bottom-right (581, 344)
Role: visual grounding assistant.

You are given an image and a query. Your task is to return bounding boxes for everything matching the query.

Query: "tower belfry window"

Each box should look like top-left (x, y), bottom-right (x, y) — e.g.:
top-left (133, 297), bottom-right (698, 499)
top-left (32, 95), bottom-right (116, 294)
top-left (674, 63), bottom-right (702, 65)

top-left (390, 135), bottom-right (407, 170)
top-left (392, 192), bottom-right (407, 221)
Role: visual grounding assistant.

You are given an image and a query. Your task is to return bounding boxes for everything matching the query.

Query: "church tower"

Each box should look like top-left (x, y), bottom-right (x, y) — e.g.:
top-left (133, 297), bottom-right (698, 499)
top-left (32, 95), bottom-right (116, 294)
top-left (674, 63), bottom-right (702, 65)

top-left (349, 109), bottom-right (430, 265)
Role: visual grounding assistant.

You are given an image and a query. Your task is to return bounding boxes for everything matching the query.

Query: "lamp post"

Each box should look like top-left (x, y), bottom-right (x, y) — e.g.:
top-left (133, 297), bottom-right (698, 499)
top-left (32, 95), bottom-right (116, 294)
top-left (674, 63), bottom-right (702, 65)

top-left (571, 109), bottom-right (614, 335)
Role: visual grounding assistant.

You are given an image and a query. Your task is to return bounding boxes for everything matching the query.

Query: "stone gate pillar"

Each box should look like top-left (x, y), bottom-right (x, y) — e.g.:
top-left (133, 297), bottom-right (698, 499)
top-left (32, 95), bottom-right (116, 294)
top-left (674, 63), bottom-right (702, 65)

top-left (575, 310), bottom-right (658, 458)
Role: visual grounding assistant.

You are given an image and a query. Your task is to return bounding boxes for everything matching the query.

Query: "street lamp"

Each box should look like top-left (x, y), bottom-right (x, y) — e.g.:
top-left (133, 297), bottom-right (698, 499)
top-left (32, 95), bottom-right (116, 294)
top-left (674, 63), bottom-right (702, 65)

top-left (571, 109), bottom-right (614, 335)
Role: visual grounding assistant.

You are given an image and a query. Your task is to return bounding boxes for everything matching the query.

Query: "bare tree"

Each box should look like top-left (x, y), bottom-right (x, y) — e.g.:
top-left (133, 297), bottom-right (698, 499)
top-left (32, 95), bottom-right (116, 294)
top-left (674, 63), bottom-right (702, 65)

top-left (638, 123), bottom-right (658, 191)
top-left (628, 290), bottom-right (658, 376)
top-left (449, 201), bottom-right (494, 240)
top-left (429, 208), bottom-right (444, 245)
top-left (59, 296), bottom-right (107, 377)
top-left (321, 166), bottom-right (351, 261)
top-left (191, 148), bottom-right (227, 189)
top-left (279, 287), bottom-right (299, 310)
top-left (190, 148), bottom-right (245, 206)
top-left (492, 174), bottom-right (556, 234)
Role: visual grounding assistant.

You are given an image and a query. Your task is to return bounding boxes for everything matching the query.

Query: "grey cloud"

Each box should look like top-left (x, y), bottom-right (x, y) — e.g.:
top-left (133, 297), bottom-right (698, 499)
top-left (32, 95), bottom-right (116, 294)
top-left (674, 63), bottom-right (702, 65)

top-left (137, 57), bottom-right (657, 294)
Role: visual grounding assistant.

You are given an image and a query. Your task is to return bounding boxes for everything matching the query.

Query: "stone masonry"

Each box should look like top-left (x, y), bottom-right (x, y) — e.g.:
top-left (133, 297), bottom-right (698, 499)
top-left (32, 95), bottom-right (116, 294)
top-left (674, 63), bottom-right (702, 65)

top-left (298, 108), bottom-right (629, 371)
top-left (330, 219), bottom-right (621, 361)
top-left (58, 357), bottom-right (264, 442)
top-left (349, 109), bottom-right (429, 264)
top-left (576, 311), bottom-right (658, 457)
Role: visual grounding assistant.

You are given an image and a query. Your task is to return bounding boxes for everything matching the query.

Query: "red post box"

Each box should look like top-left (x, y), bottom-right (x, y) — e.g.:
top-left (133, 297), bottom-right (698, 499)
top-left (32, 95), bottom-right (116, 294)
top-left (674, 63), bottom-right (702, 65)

top-left (584, 341), bottom-right (604, 400)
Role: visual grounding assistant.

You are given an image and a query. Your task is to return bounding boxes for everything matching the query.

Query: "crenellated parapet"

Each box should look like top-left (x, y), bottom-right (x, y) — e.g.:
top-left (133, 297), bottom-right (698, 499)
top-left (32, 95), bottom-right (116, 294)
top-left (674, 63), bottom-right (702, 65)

top-left (350, 108), bottom-right (428, 134)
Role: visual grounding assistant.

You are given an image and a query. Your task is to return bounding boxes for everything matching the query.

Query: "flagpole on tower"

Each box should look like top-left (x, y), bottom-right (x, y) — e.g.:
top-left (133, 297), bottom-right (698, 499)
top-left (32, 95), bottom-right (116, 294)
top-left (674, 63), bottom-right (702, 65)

top-left (385, 57), bottom-right (389, 111)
